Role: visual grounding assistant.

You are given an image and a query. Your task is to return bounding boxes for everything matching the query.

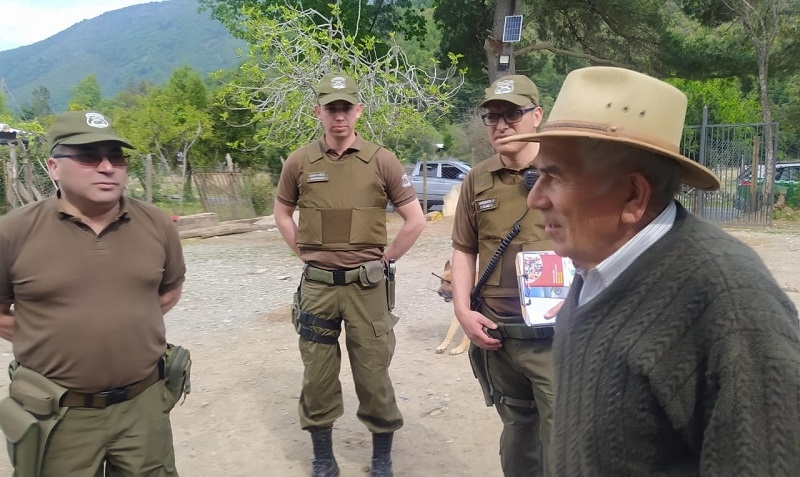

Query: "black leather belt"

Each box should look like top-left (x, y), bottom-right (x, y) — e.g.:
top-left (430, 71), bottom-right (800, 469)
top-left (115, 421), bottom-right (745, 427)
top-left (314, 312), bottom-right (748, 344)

top-left (60, 368), bottom-right (161, 409)
top-left (486, 323), bottom-right (555, 340)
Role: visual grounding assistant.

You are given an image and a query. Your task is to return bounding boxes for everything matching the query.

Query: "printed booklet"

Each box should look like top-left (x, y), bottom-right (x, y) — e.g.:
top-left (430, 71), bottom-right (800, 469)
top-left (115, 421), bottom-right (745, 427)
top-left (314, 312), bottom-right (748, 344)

top-left (515, 251), bottom-right (576, 327)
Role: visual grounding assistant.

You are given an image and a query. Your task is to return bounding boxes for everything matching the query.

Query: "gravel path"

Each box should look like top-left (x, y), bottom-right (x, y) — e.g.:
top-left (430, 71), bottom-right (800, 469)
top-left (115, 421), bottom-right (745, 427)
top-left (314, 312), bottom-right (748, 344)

top-left (0, 217), bottom-right (797, 476)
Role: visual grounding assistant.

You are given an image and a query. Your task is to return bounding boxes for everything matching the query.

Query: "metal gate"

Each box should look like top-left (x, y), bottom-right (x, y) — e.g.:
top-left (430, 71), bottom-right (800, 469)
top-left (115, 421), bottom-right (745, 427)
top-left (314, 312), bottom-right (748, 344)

top-left (193, 172), bottom-right (256, 221)
top-left (679, 107), bottom-right (778, 226)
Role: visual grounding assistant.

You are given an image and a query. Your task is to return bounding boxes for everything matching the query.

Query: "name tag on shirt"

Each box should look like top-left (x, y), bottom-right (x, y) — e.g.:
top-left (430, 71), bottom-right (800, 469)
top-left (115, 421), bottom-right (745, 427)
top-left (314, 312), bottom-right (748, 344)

top-left (477, 198), bottom-right (498, 211)
top-left (306, 172), bottom-right (329, 183)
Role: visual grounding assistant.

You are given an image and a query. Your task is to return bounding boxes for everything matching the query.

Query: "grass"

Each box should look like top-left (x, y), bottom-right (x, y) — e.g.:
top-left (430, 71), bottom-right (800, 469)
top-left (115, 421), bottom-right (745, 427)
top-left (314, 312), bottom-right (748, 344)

top-left (153, 200), bottom-right (206, 217)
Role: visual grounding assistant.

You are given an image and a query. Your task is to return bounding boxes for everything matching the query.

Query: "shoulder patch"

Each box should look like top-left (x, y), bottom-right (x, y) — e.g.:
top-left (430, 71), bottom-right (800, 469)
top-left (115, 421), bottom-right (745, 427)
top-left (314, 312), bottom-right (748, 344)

top-left (401, 174), bottom-right (412, 188)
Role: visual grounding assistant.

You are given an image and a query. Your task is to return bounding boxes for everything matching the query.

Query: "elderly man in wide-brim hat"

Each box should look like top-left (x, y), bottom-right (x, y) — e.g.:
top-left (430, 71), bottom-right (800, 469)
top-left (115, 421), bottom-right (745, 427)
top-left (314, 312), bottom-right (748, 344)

top-left (501, 67), bottom-right (800, 475)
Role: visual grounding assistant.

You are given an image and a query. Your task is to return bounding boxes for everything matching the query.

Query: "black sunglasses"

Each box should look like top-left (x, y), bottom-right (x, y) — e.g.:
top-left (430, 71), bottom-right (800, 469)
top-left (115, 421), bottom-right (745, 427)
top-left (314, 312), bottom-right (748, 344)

top-left (481, 107), bottom-right (537, 126)
top-left (53, 151), bottom-right (129, 167)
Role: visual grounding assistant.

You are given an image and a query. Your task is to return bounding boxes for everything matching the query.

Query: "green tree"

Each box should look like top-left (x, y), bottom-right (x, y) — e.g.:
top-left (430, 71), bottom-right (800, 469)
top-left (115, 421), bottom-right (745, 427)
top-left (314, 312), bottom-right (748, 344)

top-left (0, 92), bottom-right (12, 120)
top-left (22, 86), bottom-right (53, 120)
top-left (681, 0), bottom-right (794, 202)
top-left (114, 67), bottom-right (213, 207)
top-left (69, 75), bottom-right (103, 110)
top-left (432, 0), bottom-right (756, 82)
top-left (198, 0), bottom-right (428, 45)
top-left (772, 72), bottom-right (800, 159)
top-left (215, 4), bottom-right (463, 161)
top-left (668, 77), bottom-right (761, 125)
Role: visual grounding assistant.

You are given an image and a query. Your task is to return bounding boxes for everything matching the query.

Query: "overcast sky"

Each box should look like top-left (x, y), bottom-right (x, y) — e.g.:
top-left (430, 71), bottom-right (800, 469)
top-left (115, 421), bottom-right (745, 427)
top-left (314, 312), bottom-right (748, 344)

top-left (0, 0), bottom-right (166, 52)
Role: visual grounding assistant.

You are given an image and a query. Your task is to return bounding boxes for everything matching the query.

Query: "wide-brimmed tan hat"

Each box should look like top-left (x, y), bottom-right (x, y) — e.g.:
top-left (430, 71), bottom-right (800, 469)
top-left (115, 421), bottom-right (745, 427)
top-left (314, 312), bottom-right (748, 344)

top-left (500, 67), bottom-right (720, 190)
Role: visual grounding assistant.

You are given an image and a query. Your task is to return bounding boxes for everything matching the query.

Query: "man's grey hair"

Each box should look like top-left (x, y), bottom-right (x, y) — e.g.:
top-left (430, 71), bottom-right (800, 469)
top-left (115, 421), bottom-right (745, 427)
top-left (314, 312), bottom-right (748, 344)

top-left (51, 144), bottom-right (69, 157)
top-left (578, 139), bottom-right (683, 207)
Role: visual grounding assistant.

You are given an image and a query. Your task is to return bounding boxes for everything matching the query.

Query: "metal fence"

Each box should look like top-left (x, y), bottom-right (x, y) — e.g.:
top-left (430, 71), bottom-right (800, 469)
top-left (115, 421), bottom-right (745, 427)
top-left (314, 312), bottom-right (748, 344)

top-left (193, 171), bottom-right (257, 221)
top-left (679, 107), bottom-right (778, 227)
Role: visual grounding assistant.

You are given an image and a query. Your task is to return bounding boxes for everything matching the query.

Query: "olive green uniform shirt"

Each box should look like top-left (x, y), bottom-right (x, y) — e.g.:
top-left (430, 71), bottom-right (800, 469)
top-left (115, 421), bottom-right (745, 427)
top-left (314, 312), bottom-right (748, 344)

top-left (0, 196), bottom-right (186, 393)
top-left (452, 154), bottom-right (550, 314)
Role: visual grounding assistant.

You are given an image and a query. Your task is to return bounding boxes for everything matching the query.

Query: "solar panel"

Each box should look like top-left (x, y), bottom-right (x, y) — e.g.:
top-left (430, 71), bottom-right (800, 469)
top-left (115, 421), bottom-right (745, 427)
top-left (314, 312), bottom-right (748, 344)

top-left (502, 15), bottom-right (523, 43)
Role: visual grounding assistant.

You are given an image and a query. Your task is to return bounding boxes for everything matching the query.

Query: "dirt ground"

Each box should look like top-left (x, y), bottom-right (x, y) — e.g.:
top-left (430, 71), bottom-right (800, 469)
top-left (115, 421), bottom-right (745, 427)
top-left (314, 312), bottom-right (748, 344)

top-left (0, 215), bottom-right (798, 476)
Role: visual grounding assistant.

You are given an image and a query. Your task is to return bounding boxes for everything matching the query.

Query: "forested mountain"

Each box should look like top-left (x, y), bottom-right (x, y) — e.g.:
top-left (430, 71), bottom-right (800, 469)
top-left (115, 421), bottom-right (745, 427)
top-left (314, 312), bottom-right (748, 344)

top-left (0, 0), bottom-right (246, 112)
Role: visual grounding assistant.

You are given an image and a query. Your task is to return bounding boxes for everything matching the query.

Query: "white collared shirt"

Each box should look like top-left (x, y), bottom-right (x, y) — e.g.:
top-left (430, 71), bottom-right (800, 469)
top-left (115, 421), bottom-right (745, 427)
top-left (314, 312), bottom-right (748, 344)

top-left (577, 202), bottom-right (676, 307)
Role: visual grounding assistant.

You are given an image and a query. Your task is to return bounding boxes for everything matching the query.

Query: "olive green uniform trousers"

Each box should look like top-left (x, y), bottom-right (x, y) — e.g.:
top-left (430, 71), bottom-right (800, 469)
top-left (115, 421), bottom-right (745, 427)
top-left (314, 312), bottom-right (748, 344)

top-left (43, 381), bottom-right (177, 477)
top-left (487, 336), bottom-right (555, 477)
top-left (296, 274), bottom-right (403, 434)
top-left (479, 305), bottom-right (555, 477)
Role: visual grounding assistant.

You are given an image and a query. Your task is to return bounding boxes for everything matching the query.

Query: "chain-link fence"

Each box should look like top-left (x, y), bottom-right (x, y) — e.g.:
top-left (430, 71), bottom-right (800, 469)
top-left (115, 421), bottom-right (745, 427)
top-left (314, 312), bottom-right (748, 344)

top-left (679, 109), bottom-right (781, 226)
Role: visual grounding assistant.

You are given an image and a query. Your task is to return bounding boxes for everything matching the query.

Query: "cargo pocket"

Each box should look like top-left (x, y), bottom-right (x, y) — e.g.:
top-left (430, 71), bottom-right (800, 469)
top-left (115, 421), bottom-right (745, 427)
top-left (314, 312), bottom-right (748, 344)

top-left (0, 397), bottom-right (39, 476)
top-left (350, 207), bottom-right (387, 245)
top-left (371, 312), bottom-right (399, 338)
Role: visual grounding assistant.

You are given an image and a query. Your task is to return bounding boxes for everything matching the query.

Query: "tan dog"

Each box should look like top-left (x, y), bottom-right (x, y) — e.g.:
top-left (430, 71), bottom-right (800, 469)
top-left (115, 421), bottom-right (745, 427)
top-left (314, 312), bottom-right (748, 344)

top-left (434, 261), bottom-right (471, 355)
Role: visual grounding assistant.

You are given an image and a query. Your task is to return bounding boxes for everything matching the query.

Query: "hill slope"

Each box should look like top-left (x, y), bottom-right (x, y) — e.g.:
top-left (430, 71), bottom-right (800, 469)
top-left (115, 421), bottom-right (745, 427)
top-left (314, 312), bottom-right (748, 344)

top-left (0, 0), bottom-right (246, 113)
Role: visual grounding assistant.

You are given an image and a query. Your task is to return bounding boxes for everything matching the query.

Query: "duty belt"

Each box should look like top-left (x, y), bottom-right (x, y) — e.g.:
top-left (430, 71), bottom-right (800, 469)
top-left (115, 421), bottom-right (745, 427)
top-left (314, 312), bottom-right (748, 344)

top-left (60, 368), bottom-right (161, 409)
top-left (491, 322), bottom-right (554, 340)
top-left (303, 264), bottom-right (360, 285)
top-left (480, 302), bottom-right (554, 340)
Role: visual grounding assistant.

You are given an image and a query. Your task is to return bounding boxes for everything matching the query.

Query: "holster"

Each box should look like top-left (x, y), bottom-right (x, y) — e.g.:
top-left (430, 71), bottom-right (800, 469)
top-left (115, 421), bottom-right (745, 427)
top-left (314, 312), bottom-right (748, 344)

top-left (468, 344), bottom-right (495, 407)
top-left (384, 260), bottom-right (396, 312)
top-left (0, 362), bottom-right (70, 477)
top-left (291, 286), bottom-right (341, 345)
top-left (163, 344), bottom-right (192, 411)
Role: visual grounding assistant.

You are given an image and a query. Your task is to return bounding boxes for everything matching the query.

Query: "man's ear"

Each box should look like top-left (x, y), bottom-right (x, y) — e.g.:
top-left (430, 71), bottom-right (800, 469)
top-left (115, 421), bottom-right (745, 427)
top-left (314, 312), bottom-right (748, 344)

top-left (531, 106), bottom-right (544, 128)
top-left (47, 157), bottom-right (60, 182)
top-left (621, 172), bottom-right (651, 225)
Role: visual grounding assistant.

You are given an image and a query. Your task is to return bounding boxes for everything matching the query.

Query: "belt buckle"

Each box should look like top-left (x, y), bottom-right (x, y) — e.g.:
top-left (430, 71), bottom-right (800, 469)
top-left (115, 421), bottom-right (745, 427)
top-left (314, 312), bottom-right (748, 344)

top-left (98, 387), bottom-right (129, 406)
top-left (483, 326), bottom-right (503, 340)
top-left (332, 270), bottom-right (346, 285)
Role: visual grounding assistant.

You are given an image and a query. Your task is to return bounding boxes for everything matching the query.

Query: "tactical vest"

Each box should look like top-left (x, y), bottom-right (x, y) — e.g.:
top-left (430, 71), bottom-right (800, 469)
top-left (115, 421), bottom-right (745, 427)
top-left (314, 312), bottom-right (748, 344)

top-left (295, 141), bottom-right (388, 251)
top-left (474, 162), bottom-right (551, 298)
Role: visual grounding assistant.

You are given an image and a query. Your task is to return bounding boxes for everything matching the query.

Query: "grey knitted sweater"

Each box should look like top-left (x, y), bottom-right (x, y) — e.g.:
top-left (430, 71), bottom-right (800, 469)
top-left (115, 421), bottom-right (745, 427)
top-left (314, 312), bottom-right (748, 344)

top-left (553, 203), bottom-right (800, 476)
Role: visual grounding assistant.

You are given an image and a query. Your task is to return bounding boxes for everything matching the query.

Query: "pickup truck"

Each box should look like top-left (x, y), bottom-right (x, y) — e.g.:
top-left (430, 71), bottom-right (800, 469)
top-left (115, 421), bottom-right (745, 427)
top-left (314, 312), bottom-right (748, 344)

top-left (407, 159), bottom-right (471, 209)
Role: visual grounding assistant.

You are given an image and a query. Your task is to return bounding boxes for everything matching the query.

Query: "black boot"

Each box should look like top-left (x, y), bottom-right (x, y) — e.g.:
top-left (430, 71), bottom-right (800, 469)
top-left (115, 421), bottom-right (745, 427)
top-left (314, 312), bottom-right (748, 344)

top-left (370, 432), bottom-right (394, 477)
top-left (310, 428), bottom-right (339, 477)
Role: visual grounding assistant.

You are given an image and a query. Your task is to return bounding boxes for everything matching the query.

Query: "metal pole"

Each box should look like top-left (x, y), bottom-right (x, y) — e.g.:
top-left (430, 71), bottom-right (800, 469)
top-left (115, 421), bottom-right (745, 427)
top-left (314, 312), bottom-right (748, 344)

top-left (697, 106), bottom-right (708, 217)
top-left (422, 151), bottom-right (428, 213)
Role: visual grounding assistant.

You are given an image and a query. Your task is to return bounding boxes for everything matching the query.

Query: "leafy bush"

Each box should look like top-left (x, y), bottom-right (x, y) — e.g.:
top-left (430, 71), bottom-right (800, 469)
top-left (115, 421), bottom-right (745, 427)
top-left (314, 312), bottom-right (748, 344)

top-left (245, 171), bottom-right (276, 216)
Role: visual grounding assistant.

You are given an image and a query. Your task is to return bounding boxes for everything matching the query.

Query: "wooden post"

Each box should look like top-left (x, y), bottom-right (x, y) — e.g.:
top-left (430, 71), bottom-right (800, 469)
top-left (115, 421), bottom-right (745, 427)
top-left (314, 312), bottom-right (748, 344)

top-left (749, 137), bottom-right (760, 213)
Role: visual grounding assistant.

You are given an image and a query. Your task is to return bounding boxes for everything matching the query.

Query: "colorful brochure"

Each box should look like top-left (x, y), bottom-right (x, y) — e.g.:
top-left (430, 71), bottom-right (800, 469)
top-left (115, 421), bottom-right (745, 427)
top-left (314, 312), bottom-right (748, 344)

top-left (515, 251), bottom-right (576, 327)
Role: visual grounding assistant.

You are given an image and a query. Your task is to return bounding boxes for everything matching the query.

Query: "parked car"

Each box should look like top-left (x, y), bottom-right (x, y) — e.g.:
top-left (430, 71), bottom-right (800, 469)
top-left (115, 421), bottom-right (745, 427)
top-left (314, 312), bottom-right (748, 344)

top-left (734, 162), bottom-right (800, 210)
top-left (407, 159), bottom-right (471, 209)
